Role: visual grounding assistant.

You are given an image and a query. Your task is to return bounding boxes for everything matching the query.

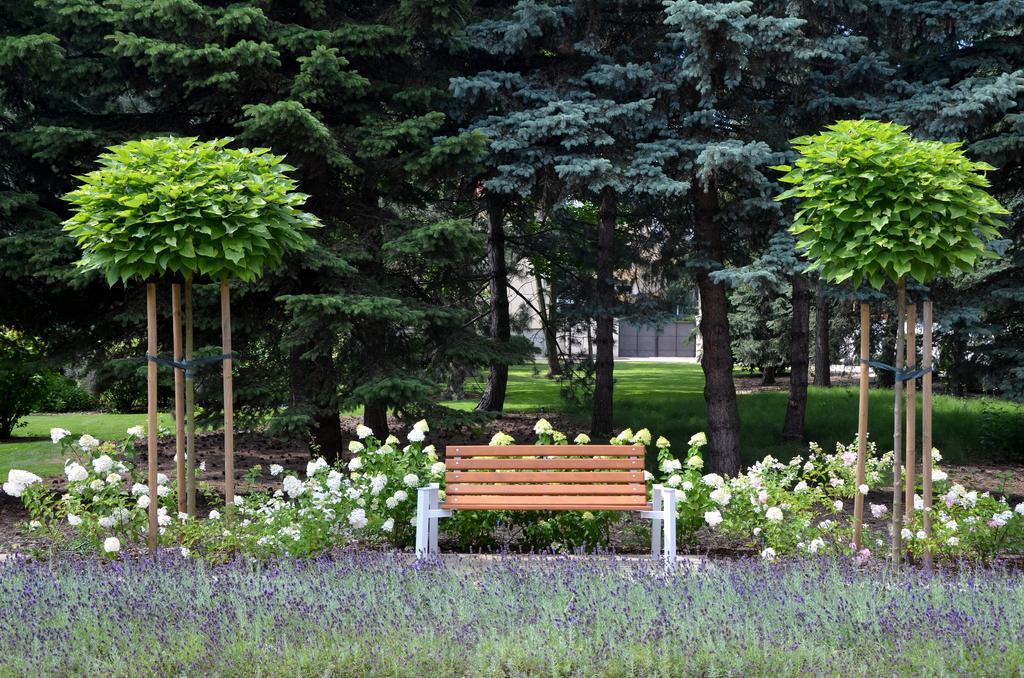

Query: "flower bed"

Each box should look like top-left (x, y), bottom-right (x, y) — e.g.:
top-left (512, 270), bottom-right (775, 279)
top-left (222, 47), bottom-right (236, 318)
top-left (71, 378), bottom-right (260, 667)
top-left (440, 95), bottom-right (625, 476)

top-left (0, 554), bottom-right (1022, 675)
top-left (3, 419), bottom-right (1023, 561)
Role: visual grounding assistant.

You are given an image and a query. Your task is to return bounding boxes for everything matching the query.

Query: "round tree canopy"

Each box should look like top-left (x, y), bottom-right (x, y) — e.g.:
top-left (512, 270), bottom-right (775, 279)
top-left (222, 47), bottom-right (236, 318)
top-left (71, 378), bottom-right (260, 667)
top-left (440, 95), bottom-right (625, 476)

top-left (63, 136), bottom-right (321, 284)
top-left (773, 119), bottom-right (1007, 289)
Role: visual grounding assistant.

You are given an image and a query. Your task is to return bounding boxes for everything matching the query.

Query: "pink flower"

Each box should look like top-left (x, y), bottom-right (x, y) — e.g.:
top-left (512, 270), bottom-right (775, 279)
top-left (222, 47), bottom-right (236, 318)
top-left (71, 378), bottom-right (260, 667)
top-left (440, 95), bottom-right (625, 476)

top-left (854, 548), bottom-right (871, 565)
top-left (842, 451), bottom-right (857, 467)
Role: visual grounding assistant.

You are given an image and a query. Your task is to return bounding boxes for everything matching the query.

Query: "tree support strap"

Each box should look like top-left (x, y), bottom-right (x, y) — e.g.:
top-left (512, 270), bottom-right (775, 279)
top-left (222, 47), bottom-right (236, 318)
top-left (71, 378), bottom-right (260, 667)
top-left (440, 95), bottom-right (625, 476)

top-left (860, 359), bottom-right (933, 383)
top-left (146, 353), bottom-right (234, 377)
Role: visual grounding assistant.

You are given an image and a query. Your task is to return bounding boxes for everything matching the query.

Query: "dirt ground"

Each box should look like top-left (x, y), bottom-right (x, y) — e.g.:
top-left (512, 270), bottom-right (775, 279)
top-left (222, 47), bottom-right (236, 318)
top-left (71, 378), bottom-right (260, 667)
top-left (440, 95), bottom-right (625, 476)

top-left (2, 410), bottom-right (1021, 552)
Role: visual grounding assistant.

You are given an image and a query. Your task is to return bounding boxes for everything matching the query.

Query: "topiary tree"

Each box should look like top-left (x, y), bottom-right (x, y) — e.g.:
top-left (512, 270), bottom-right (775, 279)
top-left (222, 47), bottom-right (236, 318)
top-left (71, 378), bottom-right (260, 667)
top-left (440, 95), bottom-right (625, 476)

top-left (774, 119), bottom-right (1008, 564)
top-left (64, 136), bottom-right (320, 549)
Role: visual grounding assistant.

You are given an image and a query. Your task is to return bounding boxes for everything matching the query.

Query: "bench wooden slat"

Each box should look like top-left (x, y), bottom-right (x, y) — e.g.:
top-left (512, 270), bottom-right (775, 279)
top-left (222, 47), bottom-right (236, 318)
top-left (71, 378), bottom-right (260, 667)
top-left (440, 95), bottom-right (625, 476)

top-left (447, 458), bottom-right (641, 470)
top-left (446, 445), bottom-right (642, 457)
top-left (445, 471), bottom-right (644, 484)
top-left (446, 483), bottom-right (646, 496)
top-left (442, 494), bottom-right (649, 510)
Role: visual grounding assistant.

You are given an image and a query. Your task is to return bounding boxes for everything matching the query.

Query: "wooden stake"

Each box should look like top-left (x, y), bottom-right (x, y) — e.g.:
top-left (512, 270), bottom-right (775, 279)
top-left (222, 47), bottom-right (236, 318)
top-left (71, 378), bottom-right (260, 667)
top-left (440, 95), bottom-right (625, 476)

top-left (185, 276), bottom-right (196, 517)
top-left (890, 278), bottom-right (906, 564)
top-left (904, 301), bottom-right (917, 520)
top-left (853, 303), bottom-right (870, 551)
top-left (171, 283), bottom-right (186, 515)
top-left (220, 280), bottom-right (235, 511)
top-left (146, 283), bottom-right (159, 553)
top-left (921, 300), bottom-right (934, 569)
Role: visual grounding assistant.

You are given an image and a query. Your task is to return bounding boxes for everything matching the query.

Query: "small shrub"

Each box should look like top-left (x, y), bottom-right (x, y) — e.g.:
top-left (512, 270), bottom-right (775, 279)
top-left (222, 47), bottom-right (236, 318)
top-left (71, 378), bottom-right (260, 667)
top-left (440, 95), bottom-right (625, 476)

top-left (0, 336), bottom-right (47, 439)
top-left (34, 372), bottom-right (96, 413)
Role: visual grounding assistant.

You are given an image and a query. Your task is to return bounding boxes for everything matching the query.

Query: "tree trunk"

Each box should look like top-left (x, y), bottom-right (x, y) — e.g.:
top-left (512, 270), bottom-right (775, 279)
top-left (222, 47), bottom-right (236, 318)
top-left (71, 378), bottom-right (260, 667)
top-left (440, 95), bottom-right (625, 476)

top-left (478, 200), bottom-right (511, 412)
top-left (362, 400), bottom-right (389, 440)
top-left (783, 273), bottom-right (811, 440)
top-left (694, 179), bottom-right (742, 476)
top-left (591, 188), bottom-right (616, 437)
top-left (289, 343), bottom-right (343, 463)
top-left (760, 365), bottom-right (776, 386)
top-left (535, 272), bottom-right (561, 378)
top-left (814, 286), bottom-right (831, 386)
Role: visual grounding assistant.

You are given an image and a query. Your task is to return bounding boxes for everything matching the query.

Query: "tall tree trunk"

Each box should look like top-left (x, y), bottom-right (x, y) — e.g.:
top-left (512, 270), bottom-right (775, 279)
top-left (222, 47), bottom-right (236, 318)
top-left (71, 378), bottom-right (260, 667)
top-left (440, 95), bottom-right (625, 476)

top-left (535, 272), bottom-right (561, 378)
top-left (760, 365), bottom-right (776, 386)
top-left (783, 273), bottom-right (811, 440)
top-left (478, 200), bottom-right (511, 412)
top-left (814, 285), bottom-right (831, 387)
top-left (591, 188), bottom-right (616, 437)
top-left (289, 344), bottom-right (343, 463)
top-left (363, 400), bottom-right (389, 439)
top-left (694, 179), bottom-right (742, 476)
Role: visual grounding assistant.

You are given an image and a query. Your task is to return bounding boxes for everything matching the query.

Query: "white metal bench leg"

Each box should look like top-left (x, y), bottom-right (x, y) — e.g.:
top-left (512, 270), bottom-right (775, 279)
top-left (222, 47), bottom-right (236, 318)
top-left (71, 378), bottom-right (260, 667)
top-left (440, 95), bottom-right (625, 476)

top-left (650, 485), bottom-right (662, 559)
top-left (662, 487), bottom-right (677, 569)
top-left (428, 483), bottom-right (440, 554)
top-left (415, 486), bottom-right (430, 558)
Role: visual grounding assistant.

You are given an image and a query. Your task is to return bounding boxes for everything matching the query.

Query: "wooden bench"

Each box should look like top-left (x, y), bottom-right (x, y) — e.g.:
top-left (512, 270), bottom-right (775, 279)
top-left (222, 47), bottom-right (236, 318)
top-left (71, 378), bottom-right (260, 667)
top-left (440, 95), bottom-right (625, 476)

top-left (415, 444), bottom-right (678, 561)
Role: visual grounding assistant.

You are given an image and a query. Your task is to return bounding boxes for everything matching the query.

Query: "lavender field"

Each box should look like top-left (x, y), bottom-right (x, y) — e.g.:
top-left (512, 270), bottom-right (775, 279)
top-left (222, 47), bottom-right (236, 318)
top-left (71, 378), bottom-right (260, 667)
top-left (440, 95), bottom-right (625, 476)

top-left (1, 554), bottom-right (1022, 676)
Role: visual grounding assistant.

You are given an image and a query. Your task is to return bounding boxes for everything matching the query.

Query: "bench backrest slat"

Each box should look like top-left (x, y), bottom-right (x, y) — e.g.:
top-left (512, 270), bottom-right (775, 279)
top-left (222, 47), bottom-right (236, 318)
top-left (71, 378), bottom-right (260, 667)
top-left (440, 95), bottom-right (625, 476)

top-left (442, 445), bottom-right (649, 511)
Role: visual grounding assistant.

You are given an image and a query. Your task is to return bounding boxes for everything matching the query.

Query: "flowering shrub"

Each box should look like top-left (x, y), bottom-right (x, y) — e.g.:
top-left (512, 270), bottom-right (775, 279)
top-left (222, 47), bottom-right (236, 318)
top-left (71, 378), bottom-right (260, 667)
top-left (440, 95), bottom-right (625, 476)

top-left (653, 436), bottom-right (894, 560)
top-left (897, 449), bottom-right (1024, 560)
top-left (15, 427), bottom-right (177, 556)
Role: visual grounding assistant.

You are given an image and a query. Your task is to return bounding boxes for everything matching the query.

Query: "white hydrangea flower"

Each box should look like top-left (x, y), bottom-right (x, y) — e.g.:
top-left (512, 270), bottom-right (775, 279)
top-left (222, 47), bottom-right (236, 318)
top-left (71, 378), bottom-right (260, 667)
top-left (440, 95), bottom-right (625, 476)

top-left (407, 427), bottom-right (425, 443)
top-left (180, 547), bottom-right (190, 558)
top-left (156, 485), bottom-right (170, 497)
top-left (156, 473), bottom-right (169, 485)
top-left (348, 456), bottom-right (362, 472)
top-left (424, 445), bottom-right (437, 460)
top-left (282, 475), bottom-right (305, 498)
top-left (710, 488), bottom-right (731, 506)
top-left (688, 432), bottom-right (707, 447)
top-left (701, 473), bottom-right (725, 488)
top-left (808, 538), bottom-right (825, 554)
top-left (393, 490), bottom-right (408, 503)
top-left (870, 503), bottom-right (888, 518)
top-left (833, 500), bottom-right (844, 512)
top-left (916, 530), bottom-right (927, 540)
top-left (660, 458), bottom-right (682, 473)
top-left (574, 433), bottom-right (591, 445)
top-left (656, 436), bottom-right (670, 449)
top-left (1015, 502), bottom-right (1024, 515)
top-left (931, 447), bottom-right (942, 462)
top-left (370, 474), bottom-right (388, 496)
top-left (326, 470), bottom-right (343, 493)
top-left (131, 482), bottom-right (148, 496)
top-left (79, 434), bottom-right (100, 451)
top-left (137, 494), bottom-right (151, 509)
top-left (66, 513), bottom-right (82, 526)
top-left (534, 418), bottom-right (553, 435)
top-left (65, 462), bottom-right (88, 483)
top-left (632, 428), bottom-right (652, 445)
top-left (794, 481), bottom-right (809, 493)
top-left (208, 510), bottom-right (221, 520)
top-left (858, 484), bottom-right (869, 495)
top-left (681, 481), bottom-right (694, 492)
top-left (430, 462), bottom-right (446, 476)
top-left (356, 424), bottom-right (374, 439)
top-left (98, 515), bottom-right (116, 529)
top-left (348, 508), bottom-right (368, 529)
top-left (89, 479), bottom-right (105, 491)
top-left (92, 455), bottom-right (114, 474)
top-left (703, 510), bottom-right (723, 527)
top-left (403, 473), bottom-right (420, 488)
top-left (686, 455), bottom-right (704, 470)
top-left (50, 428), bottom-right (71, 444)
top-left (760, 547), bottom-right (776, 561)
top-left (385, 496), bottom-right (399, 509)
top-left (269, 464), bottom-right (284, 477)
top-left (643, 471), bottom-right (654, 482)
top-left (901, 528), bottom-right (913, 540)
top-left (103, 537), bottom-right (120, 553)
top-left (765, 506), bottom-right (783, 522)
top-left (947, 536), bottom-right (959, 546)
top-left (932, 469), bottom-right (948, 482)
top-left (615, 428), bottom-right (634, 442)
top-left (666, 474), bottom-right (682, 488)
top-left (489, 431), bottom-right (514, 446)
top-left (306, 457), bottom-right (328, 477)
top-left (349, 441), bottom-right (365, 454)
top-left (126, 425), bottom-right (145, 438)
top-left (381, 518), bottom-right (394, 532)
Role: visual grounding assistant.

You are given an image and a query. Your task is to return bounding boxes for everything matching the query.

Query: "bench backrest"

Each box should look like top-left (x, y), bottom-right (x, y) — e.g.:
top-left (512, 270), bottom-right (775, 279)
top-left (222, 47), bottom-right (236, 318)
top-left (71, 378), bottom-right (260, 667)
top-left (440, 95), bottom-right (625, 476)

top-left (442, 445), bottom-right (647, 511)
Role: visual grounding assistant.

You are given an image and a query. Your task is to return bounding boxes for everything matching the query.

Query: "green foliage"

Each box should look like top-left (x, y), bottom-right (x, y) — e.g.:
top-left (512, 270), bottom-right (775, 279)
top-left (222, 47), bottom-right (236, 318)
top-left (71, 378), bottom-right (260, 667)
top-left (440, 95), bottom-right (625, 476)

top-left (0, 337), bottom-right (46, 439)
top-left (34, 373), bottom-right (95, 413)
top-left (63, 136), bottom-right (321, 284)
top-left (774, 119), bottom-right (1009, 288)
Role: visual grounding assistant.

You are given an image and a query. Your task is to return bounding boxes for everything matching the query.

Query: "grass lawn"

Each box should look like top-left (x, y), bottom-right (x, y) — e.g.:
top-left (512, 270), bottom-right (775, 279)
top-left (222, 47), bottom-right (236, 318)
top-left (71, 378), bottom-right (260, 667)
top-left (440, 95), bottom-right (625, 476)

top-left (0, 412), bottom-right (173, 479)
top-left (446, 362), bottom-right (1024, 465)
